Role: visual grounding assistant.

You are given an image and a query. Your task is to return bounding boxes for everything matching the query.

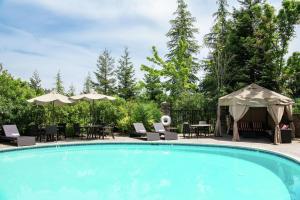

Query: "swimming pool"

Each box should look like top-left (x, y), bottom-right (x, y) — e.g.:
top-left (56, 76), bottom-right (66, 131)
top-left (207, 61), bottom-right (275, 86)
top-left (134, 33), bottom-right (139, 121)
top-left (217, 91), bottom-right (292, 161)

top-left (0, 143), bottom-right (299, 200)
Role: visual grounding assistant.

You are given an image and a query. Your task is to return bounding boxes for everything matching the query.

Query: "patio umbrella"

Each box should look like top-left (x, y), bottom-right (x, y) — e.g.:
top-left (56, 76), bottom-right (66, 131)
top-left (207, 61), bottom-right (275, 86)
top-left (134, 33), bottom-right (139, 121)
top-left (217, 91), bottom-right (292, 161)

top-left (70, 90), bottom-right (116, 124)
top-left (27, 91), bottom-right (73, 124)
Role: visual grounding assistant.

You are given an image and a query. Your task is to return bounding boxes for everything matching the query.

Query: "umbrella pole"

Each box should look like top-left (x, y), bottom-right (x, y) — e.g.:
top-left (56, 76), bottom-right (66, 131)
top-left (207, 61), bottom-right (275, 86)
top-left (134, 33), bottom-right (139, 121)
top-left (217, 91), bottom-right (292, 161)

top-left (93, 100), bottom-right (95, 124)
top-left (52, 101), bottom-right (55, 125)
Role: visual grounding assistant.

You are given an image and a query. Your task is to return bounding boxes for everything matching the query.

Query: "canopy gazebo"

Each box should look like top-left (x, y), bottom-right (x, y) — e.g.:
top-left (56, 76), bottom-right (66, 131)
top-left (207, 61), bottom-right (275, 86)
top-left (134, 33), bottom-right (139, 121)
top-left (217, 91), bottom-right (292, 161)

top-left (215, 84), bottom-right (295, 144)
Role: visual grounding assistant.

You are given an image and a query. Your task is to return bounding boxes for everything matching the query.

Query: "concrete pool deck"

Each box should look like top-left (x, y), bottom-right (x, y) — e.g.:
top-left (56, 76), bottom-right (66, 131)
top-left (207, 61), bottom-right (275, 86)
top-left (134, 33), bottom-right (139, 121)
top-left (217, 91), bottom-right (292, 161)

top-left (1, 135), bottom-right (300, 162)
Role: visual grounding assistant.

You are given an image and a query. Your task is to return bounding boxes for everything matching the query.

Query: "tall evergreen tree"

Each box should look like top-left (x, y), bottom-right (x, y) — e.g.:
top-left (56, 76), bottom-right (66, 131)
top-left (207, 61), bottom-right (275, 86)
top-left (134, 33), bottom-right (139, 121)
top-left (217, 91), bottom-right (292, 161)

top-left (143, 72), bottom-right (164, 103)
top-left (55, 71), bottom-right (64, 94)
top-left (82, 72), bottom-right (93, 94)
top-left (224, 0), bottom-right (280, 91)
top-left (93, 49), bottom-right (116, 95)
top-left (116, 47), bottom-right (136, 100)
top-left (166, 0), bottom-right (200, 81)
top-left (29, 70), bottom-right (43, 94)
top-left (203, 0), bottom-right (230, 97)
top-left (67, 84), bottom-right (76, 96)
top-left (228, 0), bottom-right (299, 92)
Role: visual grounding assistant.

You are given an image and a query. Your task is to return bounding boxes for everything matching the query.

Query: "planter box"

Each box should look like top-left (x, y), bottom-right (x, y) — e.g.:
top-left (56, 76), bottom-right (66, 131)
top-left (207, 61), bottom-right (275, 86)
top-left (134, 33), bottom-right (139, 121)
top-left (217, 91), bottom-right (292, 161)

top-left (293, 114), bottom-right (300, 138)
top-left (281, 129), bottom-right (292, 143)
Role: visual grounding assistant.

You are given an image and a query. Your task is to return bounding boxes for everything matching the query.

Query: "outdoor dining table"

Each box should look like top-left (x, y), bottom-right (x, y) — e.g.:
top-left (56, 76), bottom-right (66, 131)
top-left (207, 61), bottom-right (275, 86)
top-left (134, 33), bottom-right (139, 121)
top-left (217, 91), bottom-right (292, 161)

top-left (81, 125), bottom-right (103, 139)
top-left (81, 125), bottom-right (114, 139)
top-left (38, 125), bottom-right (64, 142)
top-left (190, 124), bottom-right (211, 137)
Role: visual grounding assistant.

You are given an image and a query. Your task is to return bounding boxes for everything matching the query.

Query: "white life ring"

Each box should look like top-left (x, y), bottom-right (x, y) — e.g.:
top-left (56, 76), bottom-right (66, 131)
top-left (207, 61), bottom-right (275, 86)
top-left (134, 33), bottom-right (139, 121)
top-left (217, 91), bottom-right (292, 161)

top-left (161, 115), bottom-right (171, 126)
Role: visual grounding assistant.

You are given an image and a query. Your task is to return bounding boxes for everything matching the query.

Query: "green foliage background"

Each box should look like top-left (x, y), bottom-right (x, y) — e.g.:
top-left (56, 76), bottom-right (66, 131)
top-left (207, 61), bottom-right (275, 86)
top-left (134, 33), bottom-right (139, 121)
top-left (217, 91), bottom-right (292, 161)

top-left (0, 70), bottom-right (161, 134)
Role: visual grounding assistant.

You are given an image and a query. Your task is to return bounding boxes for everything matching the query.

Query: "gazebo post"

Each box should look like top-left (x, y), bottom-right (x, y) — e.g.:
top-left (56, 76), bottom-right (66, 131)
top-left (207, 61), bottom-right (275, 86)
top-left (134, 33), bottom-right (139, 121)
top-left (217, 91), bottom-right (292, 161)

top-left (215, 105), bottom-right (222, 137)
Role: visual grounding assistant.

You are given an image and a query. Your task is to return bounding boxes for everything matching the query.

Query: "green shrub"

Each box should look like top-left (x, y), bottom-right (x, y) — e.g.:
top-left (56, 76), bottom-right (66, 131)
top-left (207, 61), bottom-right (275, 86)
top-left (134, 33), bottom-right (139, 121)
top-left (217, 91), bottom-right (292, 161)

top-left (0, 70), bottom-right (37, 132)
top-left (0, 70), bottom-right (162, 134)
top-left (116, 101), bottom-right (161, 133)
top-left (294, 98), bottom-right (300, 114)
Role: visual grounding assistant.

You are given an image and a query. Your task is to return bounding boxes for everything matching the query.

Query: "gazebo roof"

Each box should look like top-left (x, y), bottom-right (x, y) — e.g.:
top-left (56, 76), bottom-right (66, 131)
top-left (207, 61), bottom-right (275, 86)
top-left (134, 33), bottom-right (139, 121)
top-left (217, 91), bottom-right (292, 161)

top-left (218, 83), bottom-right (294, 106)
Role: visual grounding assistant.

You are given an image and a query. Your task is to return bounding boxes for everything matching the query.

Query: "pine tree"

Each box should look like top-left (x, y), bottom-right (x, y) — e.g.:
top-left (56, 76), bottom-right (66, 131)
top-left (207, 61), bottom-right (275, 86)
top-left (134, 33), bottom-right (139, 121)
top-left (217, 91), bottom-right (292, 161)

top-left (93, 49), bottom-right (116, 95)
top-left (67, 84), bottom-right (76, 96)
top-left (143, 72), bottom-right (163, 102)
top-left (166, 0), bottom-right (200, 78)
top-left (83, 72), bottom-right (93, 94)
top-left (203, 0), bottom-right (231, 97)
top-left (55, 71), bottom-right (64, 94)
top-left (224, 0), bottom-right (280, 91)
top-left (116, 47), bottom-right (136, 99)
top-left (29, 70), bottom-right (43, 93)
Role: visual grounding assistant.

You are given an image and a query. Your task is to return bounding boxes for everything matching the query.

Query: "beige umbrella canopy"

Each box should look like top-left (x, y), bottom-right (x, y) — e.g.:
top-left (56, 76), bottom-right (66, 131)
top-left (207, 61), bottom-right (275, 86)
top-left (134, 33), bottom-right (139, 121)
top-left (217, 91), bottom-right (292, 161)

top-left (70, 91), bottom-right (116, 102)
top-left (28, 91), bottom-right (73, 105)
top-left (27, 91), bottom-right (73, 123)
top-left (70, 91), bottom-right (116, 123)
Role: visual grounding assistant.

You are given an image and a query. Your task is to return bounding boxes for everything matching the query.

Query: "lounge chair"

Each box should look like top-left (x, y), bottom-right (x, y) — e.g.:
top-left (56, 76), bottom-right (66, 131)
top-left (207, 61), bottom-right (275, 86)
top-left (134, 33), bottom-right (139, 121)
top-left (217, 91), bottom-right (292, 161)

top-left (133, 123), bottom-right (160, 141)
top-left (0, 125), bottom-right (36, 146)
top-left (153, 123), bottom-right (178, 140)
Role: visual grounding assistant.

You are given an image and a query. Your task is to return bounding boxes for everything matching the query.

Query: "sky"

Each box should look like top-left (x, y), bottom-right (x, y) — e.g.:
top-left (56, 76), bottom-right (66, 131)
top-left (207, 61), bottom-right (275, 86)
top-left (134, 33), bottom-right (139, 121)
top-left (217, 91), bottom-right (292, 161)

top-left (0, 0), bottom-right (299, 94)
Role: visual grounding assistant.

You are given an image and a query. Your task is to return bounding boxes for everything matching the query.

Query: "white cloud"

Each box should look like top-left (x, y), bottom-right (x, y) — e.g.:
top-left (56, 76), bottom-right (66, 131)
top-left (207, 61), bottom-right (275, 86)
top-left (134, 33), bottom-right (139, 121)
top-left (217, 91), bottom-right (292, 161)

top-left (0, 24), bottom-right (97, 91)
top-left (10, 0), bottom-right (177, 23)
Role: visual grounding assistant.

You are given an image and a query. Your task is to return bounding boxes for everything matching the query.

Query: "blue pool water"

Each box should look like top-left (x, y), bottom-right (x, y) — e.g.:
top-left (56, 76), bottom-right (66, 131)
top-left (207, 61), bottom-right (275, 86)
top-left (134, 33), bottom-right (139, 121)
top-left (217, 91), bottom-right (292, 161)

top-left (0, 144), bottom-right (299, 200)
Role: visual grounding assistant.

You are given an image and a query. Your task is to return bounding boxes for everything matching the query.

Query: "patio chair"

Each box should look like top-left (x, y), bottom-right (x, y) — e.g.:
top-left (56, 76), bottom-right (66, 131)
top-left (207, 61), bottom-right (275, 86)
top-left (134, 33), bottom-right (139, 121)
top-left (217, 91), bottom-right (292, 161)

top-left (45, 125), bottom-right (57, 142)
top-left (0, 125), bottom-right (35, 146)
top-left (73, 123), bottom-right (84, 139)
top-left (182, 122), bottom-right (193, 138)
top-left (103, 124), bottom-right (115, 139)
top-left (153, 123), bottom-right (178, 140)
top-left (27, 124), bottom-right (43, 142)
top-left (133, 123), bottom-right (160, 141)
top-left (57, 123), bottom-right (66, 139)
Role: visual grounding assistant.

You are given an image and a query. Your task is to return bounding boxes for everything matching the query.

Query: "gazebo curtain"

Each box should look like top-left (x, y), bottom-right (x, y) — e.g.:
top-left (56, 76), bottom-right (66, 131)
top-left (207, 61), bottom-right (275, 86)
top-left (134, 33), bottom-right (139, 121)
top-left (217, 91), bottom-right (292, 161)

top-left (267, 105), bottom-right (285, 145)
top-left (229, 105), bottom-right (249, 141)
top-left (285, 105), bottom-right (296, 138)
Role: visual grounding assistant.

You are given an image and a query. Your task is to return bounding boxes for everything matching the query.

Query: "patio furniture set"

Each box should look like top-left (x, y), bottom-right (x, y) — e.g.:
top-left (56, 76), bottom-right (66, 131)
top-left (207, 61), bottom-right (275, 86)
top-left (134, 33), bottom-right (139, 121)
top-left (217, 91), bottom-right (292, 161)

top-left (74, 123), bottom-right (114, 140)
top-left (133, 121), bottom-right (212, 141)
top-left (0, 123), bottom-right (115, 146)
top-left (183, 121), bottom-right (213, 138)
